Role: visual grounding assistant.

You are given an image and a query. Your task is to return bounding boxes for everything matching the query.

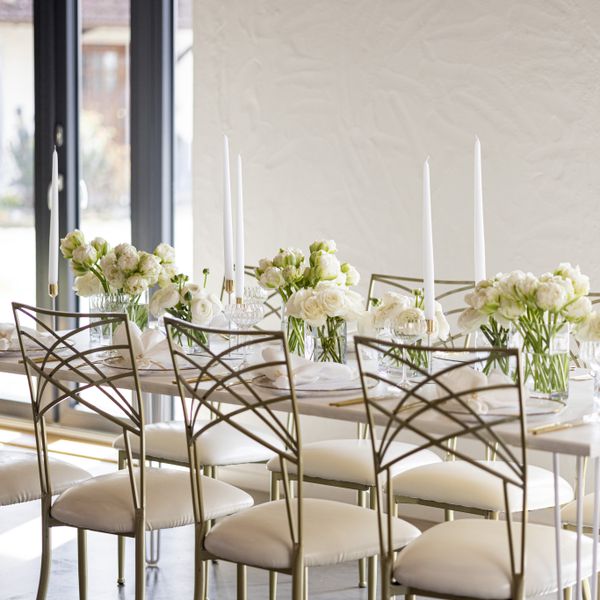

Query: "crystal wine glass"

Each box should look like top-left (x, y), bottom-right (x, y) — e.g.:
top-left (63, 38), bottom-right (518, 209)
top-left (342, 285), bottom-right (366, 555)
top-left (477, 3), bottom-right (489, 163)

top-left (225, 302), bottom-right (266, 366)
top-left (392, 315), bottom-right (426, 387)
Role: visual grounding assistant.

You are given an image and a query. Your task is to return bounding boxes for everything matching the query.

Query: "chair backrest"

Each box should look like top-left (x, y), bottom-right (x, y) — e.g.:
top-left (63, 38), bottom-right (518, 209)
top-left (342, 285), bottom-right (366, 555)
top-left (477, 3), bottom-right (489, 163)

top-left (354, 336), bottom-right (527, 592)
top-left (571, 291), bottom-right (600, 365)
top-left (12, 303), bottom-right (146, 509)
top-left (165, 317), bottom-right (302, 539)
top-left (220, 265), bottom-right (283, 329)
top-left (367, 273), bottom-right (475, 347)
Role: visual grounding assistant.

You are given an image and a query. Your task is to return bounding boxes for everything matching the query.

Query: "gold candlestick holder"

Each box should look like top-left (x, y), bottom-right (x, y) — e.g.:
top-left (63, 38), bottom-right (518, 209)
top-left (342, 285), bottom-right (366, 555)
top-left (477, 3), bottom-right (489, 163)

top-left (224, 278), bottom-right (234, 303)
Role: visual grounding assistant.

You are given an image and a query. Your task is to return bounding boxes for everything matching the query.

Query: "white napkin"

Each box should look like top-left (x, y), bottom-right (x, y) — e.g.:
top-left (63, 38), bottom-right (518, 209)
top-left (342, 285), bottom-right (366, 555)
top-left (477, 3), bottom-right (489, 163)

top-left (113, 323), bottom-right (175, 369)
top-left (436, 366), bottom-right (522, 415)
top-left (0, 323), bottom-right (49, 351)
top-left (259, 347), bottom-right (354, 389)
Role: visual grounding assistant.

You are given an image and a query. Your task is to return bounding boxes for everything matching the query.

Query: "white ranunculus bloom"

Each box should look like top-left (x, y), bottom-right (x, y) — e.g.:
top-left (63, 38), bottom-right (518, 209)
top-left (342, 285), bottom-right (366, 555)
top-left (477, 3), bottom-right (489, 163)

top-left (391, 307), bottom-right (427, 336)
top-left (357, 311), bottom-right (376, 336)
top-left (299, 292), bottom-right (327, 328)
top-left (60, 229), bottom-right (85, 259)
top-left (536, 280), bottom-right (568, 312)
top-left (282, 265), bottom-right (303, 284)
top-left (259, 266), bottom-right (285, 290)
top-left (273, 249), bottom-right (298, 268)
top-left (498, 296), bottom-right (526, 321)
top-left (555, 263), bottom-right (590, 297)
top-left (158, 263), bottom-right (178, 288)
top-left (123, 274), bottom-right (149, 296)
top-left (576, 312), bottom-right (600, 342)
top-left (258, 258), bottom-right (273, 272)
top-left (317, 285), bottom-right (346, 318)
top-left (458, 307), bottom-right (487, 333)
top-left (344, 289), bottom-right (366, 320)
top-left (191, 297), bottom-right (214, 325)
top-left (138, 252), bottom-right (161, 286)
top-left (564, 296), bottom-right (593, 323)
top-left (341, 263), bottom-right (360, 287)
top-left (285, 288), bottom-right (310, 319)
top-left (180, 283), bottom-right (202, 302)
top-left (309, 240), bottom-right (336, 254)
top-left (72, 244), bottom-right (97, 268)
top-left (117, 247), bottom-right (140, 274)
top-left (373, 292), bottom-right (412, 328)
top-left (73, 272), bottom-right (102, 297)
top-left (90, 237), bottom-right (109, 257)
top-left (436, 310), bottom-right (450, 341)
top-left (498, 270), bottom-right (526, 298)
top-left (149, 284), bottom-right (180, 317)
top-left (314, 252), bottom-right (341, 281)
top-left (154, 242), bottom-right (176, 264)
top-left (515, 272), bottom-right (539, 299)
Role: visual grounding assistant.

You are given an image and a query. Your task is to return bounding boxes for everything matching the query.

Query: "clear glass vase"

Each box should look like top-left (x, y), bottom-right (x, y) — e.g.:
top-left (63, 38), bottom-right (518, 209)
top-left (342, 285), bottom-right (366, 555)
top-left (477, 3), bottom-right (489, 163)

top-left (281, 313), bottom-right (308, 357)
top-left (515, 326), bottom-right (570, 400)
top-left (309, 317), bottom-right (347, 364)
top-left (89, 291), bottom-right (149, 345)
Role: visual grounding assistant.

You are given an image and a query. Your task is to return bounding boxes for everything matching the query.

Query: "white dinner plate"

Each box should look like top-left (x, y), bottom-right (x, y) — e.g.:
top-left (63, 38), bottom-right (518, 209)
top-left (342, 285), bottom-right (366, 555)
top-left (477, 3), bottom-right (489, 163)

top-left (252, 374), bottom-right (376, 394)
top-left (445, 397), bottom-right (564, 418)
top-left (102, 356), bottom-right (195, 372)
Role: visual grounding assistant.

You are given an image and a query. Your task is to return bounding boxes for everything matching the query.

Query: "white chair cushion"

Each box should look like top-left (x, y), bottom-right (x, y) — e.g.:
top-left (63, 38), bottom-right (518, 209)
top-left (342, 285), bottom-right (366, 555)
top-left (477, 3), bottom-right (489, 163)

top-left (266, 439), bottom-right (441, 487)
top-left (394, 519), bottom-right (597, 599)
top-left (0, 450), bottom-right (91, 507)
top-left (392, 460), bottom-right (574, 512)
top-left (51, 467), bottom-right (253, 534)
top-left (562, 493), bottom-right (598, 527)
top-left (205, 497), bottom-right (420, 570)
top-left (113, 420), bottom-right (281, 466)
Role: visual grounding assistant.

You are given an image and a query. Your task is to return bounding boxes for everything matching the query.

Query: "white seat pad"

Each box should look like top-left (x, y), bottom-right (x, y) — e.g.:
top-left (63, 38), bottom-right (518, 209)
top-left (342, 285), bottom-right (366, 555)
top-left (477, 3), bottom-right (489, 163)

top-left (205, 497), bottom-right (420, 570)
top-left (0, 450), bottom-right (90, 507)
top-left (113, 420), bottom-right (281, 466)
top-left (267, 439), bottom-right (441, 487)
top-left (51, 467), bottom-right (253, 534)
top-left (394, 519), bottom-right (597, 599)
top-left (562, 493), bottom-right (599, 527)
top-left (392, 460), bottom-right (574, 512)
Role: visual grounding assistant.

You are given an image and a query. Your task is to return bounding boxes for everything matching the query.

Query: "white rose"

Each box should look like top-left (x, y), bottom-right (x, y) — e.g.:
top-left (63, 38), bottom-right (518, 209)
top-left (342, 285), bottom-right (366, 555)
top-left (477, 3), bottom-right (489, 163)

top-left (138, 252), bottom-right (161, 285)
top-left (299, 292), bottom-right (326, 328)
top-left (191, 296), bottom-right (214, 325)
top-left (158, 263), bottom-right (178, 288)
top-left (115, 244), bottom-right (139, 274)
top-left (285, 289), bottom-right (309, 319)
top-left (73, 272), bottom-right (103, 297)
top-left (72, 244), bottom-right (97, 268)
top-left (564, 296), bottom-right (592, 323)
top-left (458, 308), bottom-right (487, 333)
top-left (123, 274), bottom-right (148, 296)
top-left (259, 267), bottom-right (285, 290)
top-left (536, 280), bottom-right (567, 312)
top-left (317, 285), bottom-right (346, 318)
top-left (343, 289), bottom-right (366, 321)
top-left (576, 312), bottom-right (600, 342)
top-left (373, 292), bottom-right (412, 328)
top-left (149, 284), bottom-right (180, 317)
top-left (154, 242), bottom-right (176, 264)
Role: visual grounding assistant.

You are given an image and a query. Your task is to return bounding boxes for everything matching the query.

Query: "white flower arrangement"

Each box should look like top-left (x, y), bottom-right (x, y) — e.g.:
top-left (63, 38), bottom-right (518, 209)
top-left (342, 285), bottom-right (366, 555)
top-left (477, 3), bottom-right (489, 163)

top-left (60, 229), bottom-right (177, 299)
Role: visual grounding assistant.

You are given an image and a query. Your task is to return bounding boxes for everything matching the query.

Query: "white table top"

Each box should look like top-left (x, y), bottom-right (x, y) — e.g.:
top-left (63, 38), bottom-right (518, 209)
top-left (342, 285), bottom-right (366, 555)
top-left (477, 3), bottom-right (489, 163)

top-left (1, 347), bottom-right (600, 458)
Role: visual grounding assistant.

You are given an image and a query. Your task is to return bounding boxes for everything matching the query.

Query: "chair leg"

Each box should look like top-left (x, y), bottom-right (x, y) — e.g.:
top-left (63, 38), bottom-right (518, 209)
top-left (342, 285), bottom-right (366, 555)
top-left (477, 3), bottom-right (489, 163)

top-left (269, 474), bottom-right (280, 600)
top-left (583, 578), bottom-right (591, 600)
top-left (117, 451), bottom-right (126, 585)
top-left (78, 529), bottom-right (87, 600)
top-left (303, 567), bottom-right (308, 600)
top-left (367, 487), bottom-right (377, 600)
top-left (357, 489), bottom-right (367, 588)
top-left (564, 586), bottom-right (573, 600)
top-left (292, 554), bottom-right (304, 600)
top-left (36, 512), bottom-right (52, 600)
top-left (444, 508), bottom-right (454, 521)
top-left (237, 564), bottom-right (247, 600)
top-left (135, 519), bottom-right (146, 600)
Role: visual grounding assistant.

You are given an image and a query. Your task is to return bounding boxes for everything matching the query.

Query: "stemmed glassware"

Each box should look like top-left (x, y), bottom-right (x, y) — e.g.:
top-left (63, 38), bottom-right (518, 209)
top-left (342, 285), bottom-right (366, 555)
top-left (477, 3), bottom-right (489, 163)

top-left (392, 316), bottom-right (426, 387)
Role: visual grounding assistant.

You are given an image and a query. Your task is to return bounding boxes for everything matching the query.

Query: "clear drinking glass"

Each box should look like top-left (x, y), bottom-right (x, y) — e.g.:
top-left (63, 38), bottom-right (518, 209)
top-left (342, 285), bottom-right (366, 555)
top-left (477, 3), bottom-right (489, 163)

top-left (225, 303), bottom-right (266, 365)
top-left (579, 341), bottom-right (600, 408)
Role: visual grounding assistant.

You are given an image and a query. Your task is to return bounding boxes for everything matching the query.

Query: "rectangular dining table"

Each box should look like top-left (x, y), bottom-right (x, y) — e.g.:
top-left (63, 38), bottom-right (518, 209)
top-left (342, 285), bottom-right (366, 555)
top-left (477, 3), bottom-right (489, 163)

top-left (1, 347), bottom-right (600, 600)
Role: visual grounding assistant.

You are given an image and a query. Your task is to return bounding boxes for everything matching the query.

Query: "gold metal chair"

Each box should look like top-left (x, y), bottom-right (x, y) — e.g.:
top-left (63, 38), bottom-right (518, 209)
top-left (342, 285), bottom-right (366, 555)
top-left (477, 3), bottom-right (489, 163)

top-left (354, 337), bottom-right (596, 599)
top-left (13, 304), bottom-right (253, 600)
top-left (165, 317), bottom-right (421, 600)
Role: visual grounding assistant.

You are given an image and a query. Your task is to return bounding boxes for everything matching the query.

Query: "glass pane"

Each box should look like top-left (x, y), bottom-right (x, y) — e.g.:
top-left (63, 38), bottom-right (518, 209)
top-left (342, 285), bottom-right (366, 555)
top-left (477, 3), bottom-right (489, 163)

top-left (79, 0), bottom-right (131, 245)
top-left (174, 0), bottom-right (193, 276)
top-left (0, 1), bottom-right (35, 403)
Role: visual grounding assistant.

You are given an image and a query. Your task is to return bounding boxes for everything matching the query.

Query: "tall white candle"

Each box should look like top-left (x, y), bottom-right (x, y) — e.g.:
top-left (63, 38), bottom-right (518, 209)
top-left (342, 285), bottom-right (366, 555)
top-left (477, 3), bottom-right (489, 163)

top-left (223, 135), bottom-right (234, 283)
top-left (235, 154), bottom-right (245, 300)
top-left (422, 157), bottom-right (435, 321)
top-left (48, 147), bottom-right (59, 288)
top-left (474, 136), bottom-right (486, 282)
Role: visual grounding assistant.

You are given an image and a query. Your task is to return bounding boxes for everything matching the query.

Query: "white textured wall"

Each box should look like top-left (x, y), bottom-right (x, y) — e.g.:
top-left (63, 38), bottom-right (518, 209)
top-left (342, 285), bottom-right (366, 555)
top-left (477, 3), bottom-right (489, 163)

top-left (193, 0), bottom-right (600, 294)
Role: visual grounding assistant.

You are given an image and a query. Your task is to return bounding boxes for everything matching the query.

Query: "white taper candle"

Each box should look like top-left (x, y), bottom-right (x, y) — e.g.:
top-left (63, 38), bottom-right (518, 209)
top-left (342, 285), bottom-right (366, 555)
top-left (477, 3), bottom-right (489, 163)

top-left (422, 157), bottom-right (435, 321)
top-left (474, 136), bottom-right (486, 282)
top-left (235, 154), bottom-right (245, 300)
top-left (48, 147), bottom-right (59, 287)
top-left (223, 135), bottom-right (234, 283)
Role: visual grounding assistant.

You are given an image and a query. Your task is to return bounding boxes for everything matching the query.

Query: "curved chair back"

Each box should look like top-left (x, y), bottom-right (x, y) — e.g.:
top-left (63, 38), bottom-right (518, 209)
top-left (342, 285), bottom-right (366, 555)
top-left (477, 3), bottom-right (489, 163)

top-left (354, 336), bottom-right (527, 595)
top-left (220, 265), bottom-right (283, 329)
top-left (12, 303), bottom-right (146, 508)
top-left (367, 274), bottom-right (475, 347)
top-left (165, 318), bottom-right (303, 545)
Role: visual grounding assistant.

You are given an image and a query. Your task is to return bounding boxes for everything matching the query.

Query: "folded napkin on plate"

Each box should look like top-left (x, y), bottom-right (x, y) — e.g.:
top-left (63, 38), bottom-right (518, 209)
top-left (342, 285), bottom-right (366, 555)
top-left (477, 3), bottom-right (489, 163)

top-left (258, 347), bottom-right (354, 389)
top-left (0, 323), bottom-right (49, 351)
top-left (436, 366), bottom-right (522, 415)
top-left (113, 323), bottom-right (176, 369)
